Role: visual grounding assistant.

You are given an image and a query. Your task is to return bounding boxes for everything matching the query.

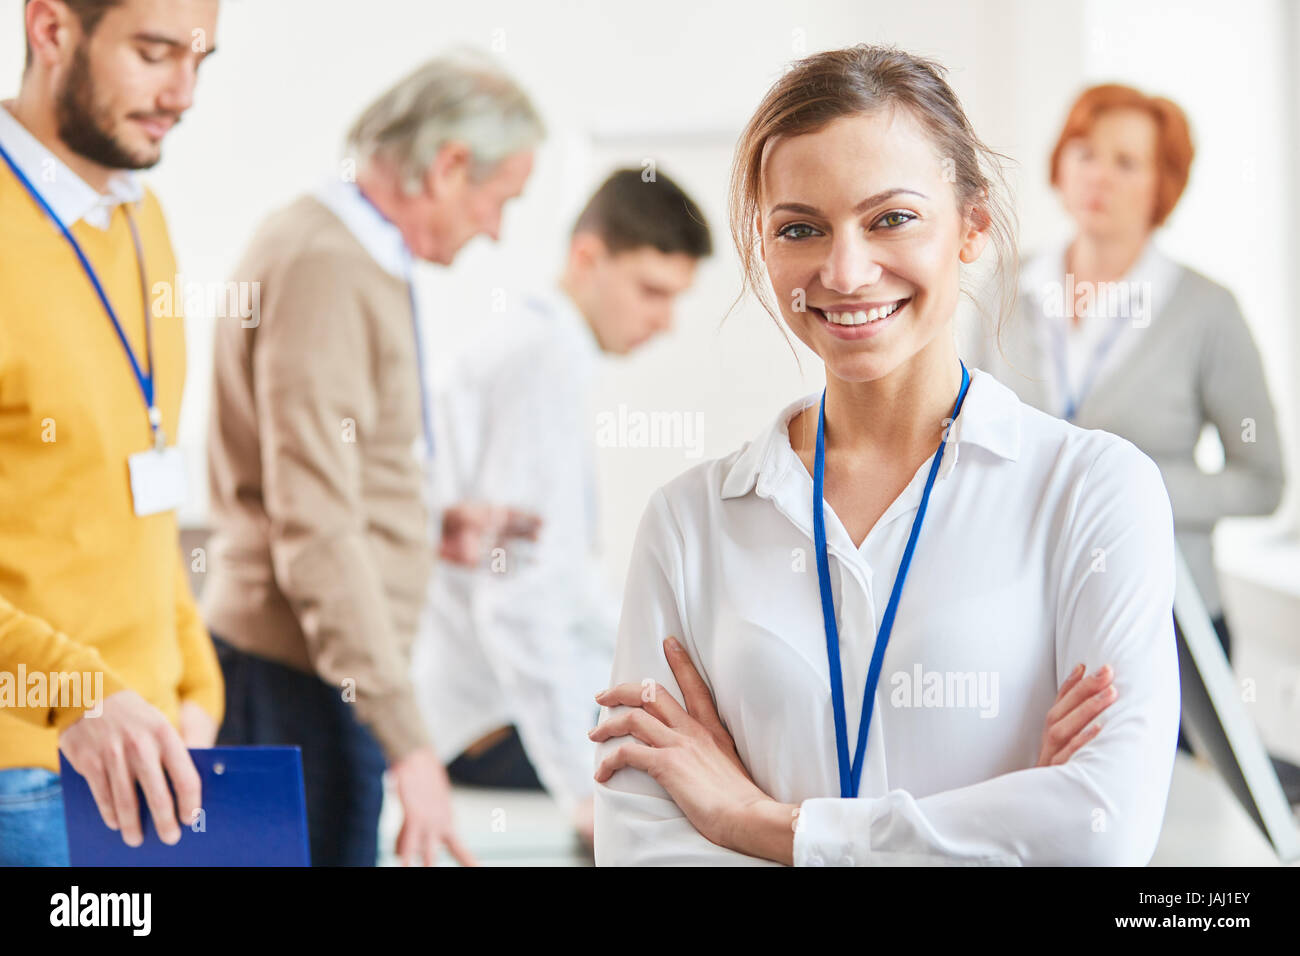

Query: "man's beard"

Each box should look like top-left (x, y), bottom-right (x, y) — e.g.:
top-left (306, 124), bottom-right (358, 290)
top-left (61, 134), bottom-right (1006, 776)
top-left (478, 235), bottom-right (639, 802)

top-left (55, 42), bottom-right (172, 171)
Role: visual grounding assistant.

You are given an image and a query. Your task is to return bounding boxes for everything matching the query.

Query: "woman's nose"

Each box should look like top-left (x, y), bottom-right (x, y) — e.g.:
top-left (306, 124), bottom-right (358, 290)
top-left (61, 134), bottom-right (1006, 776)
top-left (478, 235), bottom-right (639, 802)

top-left (819, 232), bottom-right (884, 294)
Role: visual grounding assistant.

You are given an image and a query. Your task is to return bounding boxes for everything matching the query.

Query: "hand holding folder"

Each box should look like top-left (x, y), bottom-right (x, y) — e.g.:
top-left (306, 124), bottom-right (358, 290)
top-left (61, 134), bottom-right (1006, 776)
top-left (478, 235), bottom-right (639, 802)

top-left (60, 746), bottom-right (311, 866)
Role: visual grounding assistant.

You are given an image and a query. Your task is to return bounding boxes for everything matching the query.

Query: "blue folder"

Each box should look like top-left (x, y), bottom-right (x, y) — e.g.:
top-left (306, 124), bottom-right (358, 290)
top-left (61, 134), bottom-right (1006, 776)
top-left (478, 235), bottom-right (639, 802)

top-left (59, 746), bottom-right (310, 866)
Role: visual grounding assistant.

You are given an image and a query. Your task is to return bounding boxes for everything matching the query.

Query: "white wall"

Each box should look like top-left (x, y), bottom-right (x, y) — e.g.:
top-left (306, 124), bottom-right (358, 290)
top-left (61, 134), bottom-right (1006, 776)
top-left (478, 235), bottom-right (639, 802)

top-left (1, 0), bottom-right (1293, 590)
top-left (1082, 0), bottom-right (1297, 531)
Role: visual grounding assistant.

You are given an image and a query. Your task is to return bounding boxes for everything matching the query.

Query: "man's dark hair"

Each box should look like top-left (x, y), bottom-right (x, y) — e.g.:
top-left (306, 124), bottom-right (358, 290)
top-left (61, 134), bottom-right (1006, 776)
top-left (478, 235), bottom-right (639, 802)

top-left (572, 168), bottom-right (713, 259)
top-left (24, 0), bottom-right (124, 71)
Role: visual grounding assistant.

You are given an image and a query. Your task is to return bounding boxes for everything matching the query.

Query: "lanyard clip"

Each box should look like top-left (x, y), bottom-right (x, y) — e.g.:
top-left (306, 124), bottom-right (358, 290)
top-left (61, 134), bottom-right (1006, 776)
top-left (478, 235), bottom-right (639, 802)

top-left (149, 406), bottom-right (166, 451)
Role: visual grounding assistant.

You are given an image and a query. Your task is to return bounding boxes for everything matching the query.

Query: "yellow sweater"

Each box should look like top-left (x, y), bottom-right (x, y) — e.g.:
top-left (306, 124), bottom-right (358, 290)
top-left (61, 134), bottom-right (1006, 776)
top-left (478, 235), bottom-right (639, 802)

top-left (0, 161), bottom-right (223, 772)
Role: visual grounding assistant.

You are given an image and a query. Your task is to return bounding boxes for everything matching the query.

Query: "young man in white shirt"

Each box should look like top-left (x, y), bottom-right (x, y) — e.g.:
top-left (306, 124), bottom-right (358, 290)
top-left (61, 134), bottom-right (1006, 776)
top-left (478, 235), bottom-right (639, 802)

top-left (415, 168), bottom-right (713, 849)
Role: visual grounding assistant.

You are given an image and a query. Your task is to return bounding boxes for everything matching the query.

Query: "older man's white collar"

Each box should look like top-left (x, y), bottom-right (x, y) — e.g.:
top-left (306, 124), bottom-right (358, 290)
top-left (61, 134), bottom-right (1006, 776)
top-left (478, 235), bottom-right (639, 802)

top-left (721, 366), bottom-right (1022, 500)
top-left (313, 178), bottom-right (412, 280)
top-left (0, 101), bottom-right (143, 231)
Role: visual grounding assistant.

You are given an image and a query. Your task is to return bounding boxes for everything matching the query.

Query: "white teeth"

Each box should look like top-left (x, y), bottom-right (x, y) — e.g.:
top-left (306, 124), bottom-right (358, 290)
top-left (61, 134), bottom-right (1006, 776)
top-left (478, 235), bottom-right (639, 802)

top-left (823, 301), bottom-right (904, 325)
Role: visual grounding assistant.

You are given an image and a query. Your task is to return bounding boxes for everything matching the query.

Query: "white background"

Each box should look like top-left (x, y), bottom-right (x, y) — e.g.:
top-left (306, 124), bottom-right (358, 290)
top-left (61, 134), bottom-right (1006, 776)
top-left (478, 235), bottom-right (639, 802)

top-left (1, 0), bottom-right (1295, 592)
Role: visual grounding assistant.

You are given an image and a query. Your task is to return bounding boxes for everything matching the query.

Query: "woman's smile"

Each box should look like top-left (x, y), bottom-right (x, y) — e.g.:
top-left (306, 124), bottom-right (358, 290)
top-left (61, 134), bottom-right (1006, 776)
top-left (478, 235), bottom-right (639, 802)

top-left (809, 297), bottom-right (911, 339)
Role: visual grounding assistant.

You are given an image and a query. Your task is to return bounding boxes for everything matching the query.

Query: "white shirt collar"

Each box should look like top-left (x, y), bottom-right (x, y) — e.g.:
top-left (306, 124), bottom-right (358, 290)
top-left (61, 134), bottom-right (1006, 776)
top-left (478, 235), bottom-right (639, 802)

top-left (0, 101), bottom-right (143, 231)
top-left (312, 178), bottom-right (412, 279)
top-left (721, 366), bottom-right (1022, 500)
top-left (523, 285), bottom-right (605, 361)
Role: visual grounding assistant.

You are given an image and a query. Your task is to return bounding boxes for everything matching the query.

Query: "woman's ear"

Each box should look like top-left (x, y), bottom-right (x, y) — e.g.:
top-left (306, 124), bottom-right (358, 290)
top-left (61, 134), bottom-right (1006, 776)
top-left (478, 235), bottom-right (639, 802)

top-left (958, 200), bottom-right (991, 264)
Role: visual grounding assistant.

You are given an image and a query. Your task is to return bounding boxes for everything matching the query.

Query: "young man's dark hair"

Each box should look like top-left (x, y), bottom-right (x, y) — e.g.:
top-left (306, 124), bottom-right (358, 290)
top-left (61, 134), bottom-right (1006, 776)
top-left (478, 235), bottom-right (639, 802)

top-left (24, 0), bottom-right (122, 71)
top-left (24, 0), bottom-right (124, 70)
top-left (571, 167), bottom-right (713, 258)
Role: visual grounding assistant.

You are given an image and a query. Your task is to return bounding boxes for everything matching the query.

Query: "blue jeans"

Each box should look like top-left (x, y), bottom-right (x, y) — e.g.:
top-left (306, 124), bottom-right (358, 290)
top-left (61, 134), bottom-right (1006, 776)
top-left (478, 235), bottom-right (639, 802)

top-left (0, 768), bottom-right (70, 866)
top-left (213, 634), bottom-right (386, 867)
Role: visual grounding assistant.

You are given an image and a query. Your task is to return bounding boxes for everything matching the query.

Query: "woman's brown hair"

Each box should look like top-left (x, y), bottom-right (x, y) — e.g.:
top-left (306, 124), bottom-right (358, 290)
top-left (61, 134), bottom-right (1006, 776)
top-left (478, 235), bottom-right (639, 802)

top-left (728, 44), bottom-right (1018, 341)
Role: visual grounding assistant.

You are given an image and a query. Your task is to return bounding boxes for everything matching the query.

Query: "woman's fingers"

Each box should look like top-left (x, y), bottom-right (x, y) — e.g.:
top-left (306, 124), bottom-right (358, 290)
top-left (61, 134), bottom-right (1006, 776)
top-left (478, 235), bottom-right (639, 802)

top-left (1055, 663), bottom-right (1086, 703)
top-left (1043, 675), bottom-right (1117, 762)
top-left (663, 637), bottom-right (720, 727)
top-left (1050, 720), bottom-right (1105, 766)
top-left (589, 707), bottom-right (677, 749)
top-left (595, 680), bottom-right (686, 727)
top-left (594, 739), bottom-right (658, 783)
top-left (1046, 665), bottom-right (1112, 728)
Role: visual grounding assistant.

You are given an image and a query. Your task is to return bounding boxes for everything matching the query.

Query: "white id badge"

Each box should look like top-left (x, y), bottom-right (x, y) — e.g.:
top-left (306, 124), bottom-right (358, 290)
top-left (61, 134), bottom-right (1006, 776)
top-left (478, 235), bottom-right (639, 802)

top-left (127, 446), bottom-right (188, 516)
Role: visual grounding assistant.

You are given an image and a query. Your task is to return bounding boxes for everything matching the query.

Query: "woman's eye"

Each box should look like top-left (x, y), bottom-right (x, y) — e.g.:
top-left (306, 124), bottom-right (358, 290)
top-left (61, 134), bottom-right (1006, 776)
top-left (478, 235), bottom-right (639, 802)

top-left (777, 223), bottom-right (818, 240)
top-left (876, 211), bottom-right (915, 229)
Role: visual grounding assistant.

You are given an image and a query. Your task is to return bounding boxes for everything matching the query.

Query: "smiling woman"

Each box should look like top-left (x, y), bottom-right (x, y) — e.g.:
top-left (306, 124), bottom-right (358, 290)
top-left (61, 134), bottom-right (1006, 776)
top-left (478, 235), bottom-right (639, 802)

top-left (590, 44), bottom-right (1181, 866)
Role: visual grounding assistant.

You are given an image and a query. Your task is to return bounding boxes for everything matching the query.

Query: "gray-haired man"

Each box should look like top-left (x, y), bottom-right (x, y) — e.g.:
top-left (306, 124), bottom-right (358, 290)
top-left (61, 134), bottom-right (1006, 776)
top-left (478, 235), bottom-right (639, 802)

top-left (202, 53), bottom-right (544, 866)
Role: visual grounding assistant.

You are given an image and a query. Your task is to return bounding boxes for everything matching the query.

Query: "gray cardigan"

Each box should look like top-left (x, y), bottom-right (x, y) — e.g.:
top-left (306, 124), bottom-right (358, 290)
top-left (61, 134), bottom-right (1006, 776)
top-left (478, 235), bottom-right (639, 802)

top-left (965, 259), bottom-right (1286, 619)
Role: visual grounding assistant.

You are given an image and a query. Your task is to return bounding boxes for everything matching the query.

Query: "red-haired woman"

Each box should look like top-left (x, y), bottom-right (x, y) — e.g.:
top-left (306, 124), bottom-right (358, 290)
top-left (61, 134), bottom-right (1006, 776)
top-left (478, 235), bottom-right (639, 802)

top-left (972, 85), bottom-right (1286, 753)
top-left (589, 48), bottom-right (1180, 865)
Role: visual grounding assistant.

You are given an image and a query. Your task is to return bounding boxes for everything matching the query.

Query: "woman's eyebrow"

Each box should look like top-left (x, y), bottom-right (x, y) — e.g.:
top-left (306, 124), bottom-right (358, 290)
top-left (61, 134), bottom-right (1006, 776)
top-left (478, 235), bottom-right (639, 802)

top-left (768, 188), bottom-right (929, 217)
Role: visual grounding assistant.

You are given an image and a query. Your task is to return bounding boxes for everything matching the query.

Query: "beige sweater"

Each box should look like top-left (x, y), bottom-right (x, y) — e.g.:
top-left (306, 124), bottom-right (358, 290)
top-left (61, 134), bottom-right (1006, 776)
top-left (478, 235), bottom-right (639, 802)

top-left (203, 196), bottom-right (432, 763)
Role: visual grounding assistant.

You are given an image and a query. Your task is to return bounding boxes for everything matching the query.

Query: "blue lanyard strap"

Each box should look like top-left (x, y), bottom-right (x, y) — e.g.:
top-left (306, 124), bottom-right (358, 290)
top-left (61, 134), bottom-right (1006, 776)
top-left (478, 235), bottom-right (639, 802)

top-left (1050, 309), bottom-right (1128, 422)
top-left (813, 359), bottom-right (971, 799)
top-left (349, 184), bottom-right (435, 461)
top-left (406, 275), bottom-right (436, 461)
top-left (0, 138), bottom-right (159, 446)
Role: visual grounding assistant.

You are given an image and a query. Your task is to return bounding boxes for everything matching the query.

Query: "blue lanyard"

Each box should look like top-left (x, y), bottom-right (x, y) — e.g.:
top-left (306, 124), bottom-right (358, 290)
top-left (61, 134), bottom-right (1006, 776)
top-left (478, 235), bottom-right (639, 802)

top-left (1050, 309), bottom-right (1128, 423)
top-left (813, 359), bottom-right (971, 799)
top-left (0, 139), bottom-right (161, 447)
top-left (351, 184), bottom-right (435, 462)
top-left (405, 268), bottom-right (436, 462)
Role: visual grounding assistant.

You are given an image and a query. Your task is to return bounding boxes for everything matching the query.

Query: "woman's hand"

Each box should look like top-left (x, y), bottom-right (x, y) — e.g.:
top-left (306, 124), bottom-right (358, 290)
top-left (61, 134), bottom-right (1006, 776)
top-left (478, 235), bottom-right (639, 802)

top-left (1037, 663), bottom-right (1116, 767)
top-left (590, 636), bottom-right (778, 853)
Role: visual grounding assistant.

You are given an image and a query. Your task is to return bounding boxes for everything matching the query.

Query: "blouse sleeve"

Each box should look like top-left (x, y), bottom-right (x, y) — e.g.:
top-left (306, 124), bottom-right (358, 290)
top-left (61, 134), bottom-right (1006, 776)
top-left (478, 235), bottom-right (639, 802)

top-left (592, 489), bottom-right (781, 866)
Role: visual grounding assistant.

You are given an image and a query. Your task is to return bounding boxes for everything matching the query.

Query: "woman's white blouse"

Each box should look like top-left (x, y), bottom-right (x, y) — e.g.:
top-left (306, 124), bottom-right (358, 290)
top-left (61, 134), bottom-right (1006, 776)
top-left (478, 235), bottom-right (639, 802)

top-left (593, 367), bottom-right (1181, 866)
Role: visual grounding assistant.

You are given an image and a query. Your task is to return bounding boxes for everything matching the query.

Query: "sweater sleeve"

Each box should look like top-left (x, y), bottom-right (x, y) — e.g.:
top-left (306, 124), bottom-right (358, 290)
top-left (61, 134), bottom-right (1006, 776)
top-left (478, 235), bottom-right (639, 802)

top-left (253, 250), bottom-right (431, 765)
top-left (1154, 290), bottom-right (1286, 531)
top-left (173, 548), bottom-right (224, 723)
top-left (0, 592), bottom-right (130, 731)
